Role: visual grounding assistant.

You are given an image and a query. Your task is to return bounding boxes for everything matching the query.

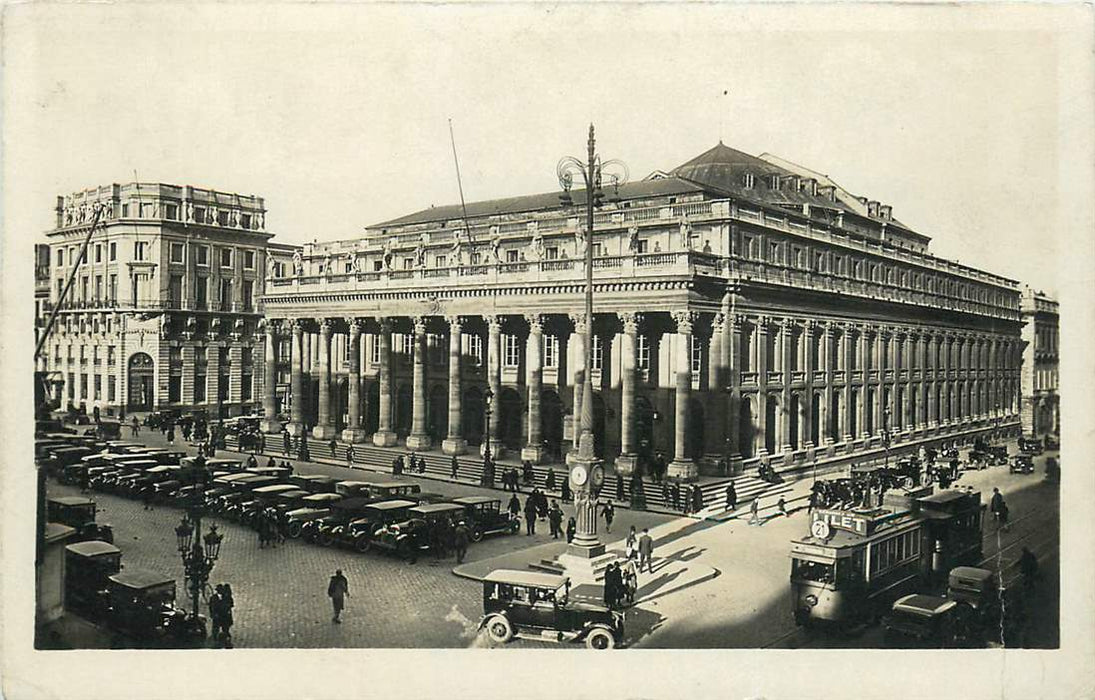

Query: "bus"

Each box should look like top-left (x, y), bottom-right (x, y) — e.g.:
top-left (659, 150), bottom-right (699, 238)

top-left (789, 486), bottom-right (984, 631)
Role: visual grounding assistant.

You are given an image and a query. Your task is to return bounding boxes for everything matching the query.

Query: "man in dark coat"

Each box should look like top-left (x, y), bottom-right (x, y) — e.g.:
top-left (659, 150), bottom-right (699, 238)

top-left (453, 521), bottom-right (470, 564)
top-left (725, 481), bottom-right (737, 512)
top-left (546, 468), bottom-right (556, 492)
top-left (523, 496), bottom-right (538, 536)
top-left (508, 493), bottom-right (521, 519)
top-left (692, 483), bottom-right (704, 513)
top-left (565, 517), bottom-right (577, 543)
top-left (616, 473), bottom-right (625, 502)
top-left (548, 501), bottom-right (564, 539)
top-left (450, 455), bottom-right (459, 480)
top-left (638, 528), bottom-right (654, 574)
top-left (327, 570), bottom-right (349, 623)
top-left (283, 431), bottom-right (291, 456)
top-left (670, 481), bottom-right (681, 511)
top-left (561, 477), bottom-right (571, 503)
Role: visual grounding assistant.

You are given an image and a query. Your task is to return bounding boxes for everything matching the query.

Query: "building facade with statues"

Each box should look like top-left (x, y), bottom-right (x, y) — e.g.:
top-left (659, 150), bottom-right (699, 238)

top-left (259, 142), bottom-right (1025, 479)
top-left (1019, 287), bottom-right (1059, 438)
top-left (39, 182), bottom-right (299, 419)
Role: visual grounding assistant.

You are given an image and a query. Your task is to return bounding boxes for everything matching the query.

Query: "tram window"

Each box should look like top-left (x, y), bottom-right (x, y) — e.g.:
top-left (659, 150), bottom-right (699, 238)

top-left (793, 559), bottom-right (834, 583)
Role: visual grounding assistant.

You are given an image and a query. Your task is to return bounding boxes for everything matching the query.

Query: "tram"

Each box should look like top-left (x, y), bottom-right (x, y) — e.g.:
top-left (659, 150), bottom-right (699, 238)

top-left (789, 486), bottom-right (984, 631)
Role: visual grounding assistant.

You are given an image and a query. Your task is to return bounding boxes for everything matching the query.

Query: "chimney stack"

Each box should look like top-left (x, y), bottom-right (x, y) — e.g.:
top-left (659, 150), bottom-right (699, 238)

top-left (880, 204), bottom-right (892, 220)
top-left (867, 201), bottom-right (880, 217)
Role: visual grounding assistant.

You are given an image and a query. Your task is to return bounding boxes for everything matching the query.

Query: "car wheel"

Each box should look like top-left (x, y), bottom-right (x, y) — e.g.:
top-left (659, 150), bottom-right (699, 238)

top-left (354, 536), bottom-right (371, 553)
top-left (509, 520), bottom-right (520, 535)
top-left (287, 521), bottom-right (303, 539)
top-left (317, 531), bottom-right (334, 547)
top-left (486, 615), bottom-right (513, 644)
top-left (470, 527), bottom-right (484, 543)
top-left (585, 627), bottom-right (616, 649)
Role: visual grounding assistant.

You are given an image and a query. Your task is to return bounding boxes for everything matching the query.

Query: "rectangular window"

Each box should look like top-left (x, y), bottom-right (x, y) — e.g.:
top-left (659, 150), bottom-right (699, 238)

top-left (242, 280), bottom-right (254, 311)
top-left (109, 242), bottom-right (116, 261)
top-left (168, 275), bottom-right (183, 308)
top-left (95, 276), bottom-right (103, 301)
top-left (140, 202), bottom-right (155, 218)
top-left (506, 249), bottom-right (519, 263)
top-left (691, 336), bottom-right (702, 376)
top-left (371, 336), bottom-right (381, 365)
top-left (244, 250), bottom-right (255, 269)
top-left (196, 246), bottom-right (209, 266)
top-left (545, 246), bottom-right (559, 260)
top-left (195, 277), bottom-right (208, 309)
top-left (220, 279), bottom-right (232, 311)
top-left (221, 248), bottom-right (233, 268)
top-left (57, 248), bottom-right (63, 266)
top-left (121, 203), bottom-right (130, 218)
top-left (95, 244), bottom-right (102, 263)
top-left (164, 203), bottom-right (178, 220)
top-left (80, 373), bottom-right (88, 399)
top-left (133, 241), bottom-right (148, 261)
top-left (592, 335), bottom-right (604, 371)
top-left (471, 252), bottom-right (482, 265)
top-left (373, 261), bottom-right (383, 272)
top-left (241, 347), bottom-right (253, 366)
top-left (92, 346), bottom-right (100, 365)
top-left (635, 239), bottom-right (649, 254)
top-left (170, 242), bottom-right (184, 263)
top-left (743, 173), bottom-right (755, 189)
top-left (194, 206), bottom-right (206, 223)
top-left (194, 374), bottom-right (206, 403)
top-left (504, 335), bottom-right (520, 368)
top-left (108, 274), bottom-right (118, 303)
top-left (469, 334), bottom-right (483, 367)
top-left (93, 375), bottom-right (102, 400)
top-left (637, 335), bottom-right (651, 371)
top-left (403, 258), bottom-right (414, 270)
top-left (241, 374), bottom-right (253, 402)
top-left (107, 376), bottom-right (115, 402)
top-left (543, 335), bottom-right (558, 369)
top-left (168, 375), bottom-right (182, 403)
top-left (240, 213), bottom-right (252, 229)
top-left (217, 210), bottom-right (230, 227)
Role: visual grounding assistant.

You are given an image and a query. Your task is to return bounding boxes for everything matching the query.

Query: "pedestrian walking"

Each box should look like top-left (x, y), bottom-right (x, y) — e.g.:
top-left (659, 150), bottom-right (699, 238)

top-left (548, 501), bottom-right (563, 539)
top-left (166, 426), bottom-right (175, 444)
top-left (670, 481), bottom-right (681, 511)
top-left (625, 526), bottom-right (638, 560)
top-left (725, 481), bottom-right (737, 512)
top-left (450, 455), bottom-right (459, 480)
top-left (327, 569), bottom-right (350, 623)
top-left (258, 432), bottom-right (266, 454)
top-left (749, 497), bottom-right (761, 525)
top-left (218, 583), bottom-right (234, 648)
top-left (453, 520), bottom-right (470, 564)
top-left (208, 587), bottom-right (226, 642)
top-left (619, 557), bottom-right (638, 606)
top-left (329, 438), bottom-right (338, 460)
top-left (247, 453), bottom-right (258, 469)
top-left (600, 501), bottom-right (615, 533)
top-left (546, 467), bottom-right (556, 492)
top-left (131, 416), bottom-right (140, 437)
top-left (524, 497), bottom-right (537, 536)
top-left (141, 485), bottom-right (154, 511)
top-left (990, 487), bottom-right (1007, 527)
top-left (777, 496), bottom-right (787, 517)
top-left (565, 517), bottom-right (577, 543)
top-left (346, 444), bottom-right (355, 466)
top-left (507, 493), bottom-right (520, 519)
top-left (561, 477), bottom-right (571, 503)
top-left (283, 432), bottom-right (291, 456)
top-left (692, 483), bottom-right (705, 513)
top-left (616, 472), bottom-right (625, 502)
top-left (604, 563), bottom-right (621, 609)
top-left (638, 528), bottom-right (654, 574)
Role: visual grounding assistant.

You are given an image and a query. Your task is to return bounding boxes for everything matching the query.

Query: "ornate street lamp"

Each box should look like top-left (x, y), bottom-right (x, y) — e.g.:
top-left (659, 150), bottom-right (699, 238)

top-left (175, 456), bottom-right (225, 638)
top-left (556, 125), bottom-right (627, 573)
top-left (481, 388), bottom-right (494, 488)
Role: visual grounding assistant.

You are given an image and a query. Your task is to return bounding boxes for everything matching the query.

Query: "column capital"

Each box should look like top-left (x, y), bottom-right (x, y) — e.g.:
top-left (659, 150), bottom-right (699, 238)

top-left (378, 317), bottom-right (393, 332)
top-left (671, 310), bottom-right (696, 335)
top-left (780, 317), bottom-right (795, 334)
top-left (411, 316), bottom-right (428, 335)
top-left (485, 314), bottom-right (503, 333)
top-left (524, 313), bottom-right (543, 334)
top-left (620, 312), bottom-right (641, 335)
top-left (444, 314), bottom-right (464, 329)
top-left (289, 318), bottom-right (305, 335)
top-left (568, 312), bottom-right (588, 334)
top-left (346, 317), bottom-right (363, 335)
top-left (711, 312), bottom-right (726, 333)
top-left (317, 318), bottom-right (333, 335)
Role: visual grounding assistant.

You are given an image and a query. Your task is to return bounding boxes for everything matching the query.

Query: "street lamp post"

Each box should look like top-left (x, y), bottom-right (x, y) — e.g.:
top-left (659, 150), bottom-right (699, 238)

top-left (555, 125), bottom-right (628, 577)
top-left (481, 388), bottom-right (494, 488)
top-left (175, 457), bottom-right (224, 639)
top-left (882, 408), bottom-right (892, 471)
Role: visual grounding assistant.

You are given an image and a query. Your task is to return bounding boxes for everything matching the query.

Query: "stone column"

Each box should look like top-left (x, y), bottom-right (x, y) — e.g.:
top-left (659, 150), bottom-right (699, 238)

top-left (804, 320), bottom-right (818, 450)
top-left (311, 319), bottom-right (336, 439)
top-left (567, 313), bottom-right (587, 452)
top-left (756, 317), bottom-right (770, 455)
top-left (615, 312), bottom-right (640, 476)
top-left (781, 319), bottom-right (794, 453)
top-left (286, 319), bottom-right (306, 436)
top-left (874, 329), bottom-right (885, 435)
top-left (441, 316), bottom-right (467, 455)
top-left (842, 324), bottom-right (855, 443)
top-left (261, 320), bottom-right (280, 433)
top-left (484, 315), bottom-right (504, 457)
top-left (522, 314), bottom-right (545, 463)
top-left (668, 310), bottom-right (697, 479)
top-left (342, 319), bottom-right (367, 443)
top-left (859, 326), bottom-right (871, 439)
top-left (822, 322), bottom-right (835, 447)
top-left (728, 313), bottom-right (744, 467)
top-left (406, 316), bottom-right (432, 449)
top-left (372, 318), bottom-right (397, 446)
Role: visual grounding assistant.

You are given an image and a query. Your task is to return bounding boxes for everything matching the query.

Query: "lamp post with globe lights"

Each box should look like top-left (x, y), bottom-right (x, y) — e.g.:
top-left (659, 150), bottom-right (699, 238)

top-left (174, 458), bottom-right (225, 639)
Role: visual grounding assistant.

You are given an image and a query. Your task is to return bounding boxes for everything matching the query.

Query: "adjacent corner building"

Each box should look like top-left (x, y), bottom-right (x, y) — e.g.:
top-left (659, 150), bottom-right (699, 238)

top-left (1020, 287), bottom-right (1059, 437)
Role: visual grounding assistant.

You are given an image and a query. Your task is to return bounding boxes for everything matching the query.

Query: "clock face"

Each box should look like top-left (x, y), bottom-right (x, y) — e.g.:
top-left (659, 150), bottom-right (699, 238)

top-left (811, 519), bottom-right (831, 540)
top-left (591, 465), bottom-right (605, 487)
top-left (570, 466), bottom-right (588, 486)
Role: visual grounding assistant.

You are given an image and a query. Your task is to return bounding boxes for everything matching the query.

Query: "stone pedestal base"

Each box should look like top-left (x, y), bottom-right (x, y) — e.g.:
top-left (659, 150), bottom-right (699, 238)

top-left (372, 430), bottom-right (398, 447)
top-left (480, 440), bottom-right (505, 459)
top-left (341, 427), bottom-right (369, 444)
top-left (311, 424), bottom-right (338, 440)
top-left (520, 445), bottom-right (546, 464)
top-left (667, 459), bottom-right (698, 480)
top-left (405, 433), bottom-right (432, 451)
top-left (614, 454), bottom-right (639, 477)
top-left (555, 548), bottom-right (616, 585)
top-left (260, 418), bottom-right (283, 434)
top-left (441, 437), bottom-right (468, 456)
top-left (285, 422), bottom-right (306, 437)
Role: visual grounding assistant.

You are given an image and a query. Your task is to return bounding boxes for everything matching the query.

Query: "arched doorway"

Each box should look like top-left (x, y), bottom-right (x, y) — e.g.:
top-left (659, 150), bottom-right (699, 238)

top-left (427, 384), bottom-right (447, 443)
top-left (364, 381), bottom-right (379, 434)
top-left (127, 352), bottom-right (154, 411)
top-left (395, 384), bottom-right (412, 437)
top-left (686, 398), bottom-right (705, 459)
top-left (462, 387), bottom-right (484, 446)
top-left (765, 394), bottom-right (779, 454)
top-left (635, 396), bottom-right (655, 459)
top-left (499, 387), bottom-right (523, 450)
top-left (541, 389), bottom-right (564, 459)
top-left (739, 396), bottom-right (756, 459)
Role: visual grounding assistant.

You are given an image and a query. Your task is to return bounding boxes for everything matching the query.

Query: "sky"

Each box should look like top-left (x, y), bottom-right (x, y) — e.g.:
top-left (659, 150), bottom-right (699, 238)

top-left (4, 3), bottom-right (1088, 298)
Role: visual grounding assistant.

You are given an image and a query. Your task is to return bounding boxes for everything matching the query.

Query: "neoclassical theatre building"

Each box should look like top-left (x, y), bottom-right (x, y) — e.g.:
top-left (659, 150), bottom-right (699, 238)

top-left (40, 182), bottom-right (299, 419)
top-left (261, 143), bottom-right (1024, 478)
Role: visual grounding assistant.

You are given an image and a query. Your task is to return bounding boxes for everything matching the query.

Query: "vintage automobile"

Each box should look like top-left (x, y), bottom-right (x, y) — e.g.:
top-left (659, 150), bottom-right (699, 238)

top-left (303, 497), bottom-right (382, 545)
top-left (1010, 455), bottom-right (1035, 475)
top-left (334, 480), bottom-right (373, 498)
top-left (479, 569), bottom-right (624, 649)
top-left (882, 594), bottom-right (976, 648)
top-left (46, 496), bottom-right (114, 543)
top-left (47, 445), bottom-right (96, 476)
top-left (372, 503), bottom-right (465, 562)
top-left (1044, 434), bottom-right (1060, 451)
top-left (290, 474), bottom-right (340, 494)
top-left (210, 474), bottom-right (281, 513)
top-left (1044, 457), bottom-right (1060, 483)
top-left (987, 445), bottom-right (1009, 465)
top-left (947, 566), bottom-right (1000, 627)
top-left (230, 484), bottom-right (308, 524)
top-left (452, 496), bottom-right (520, 541)
top-left (363, 481), bottom-right (423, 502)
top-left (106, 568), bottom-right (198, 642)
top-left (333, 499), bottom-right (419, 552)
top-left (196, 457), bottom-right (246, 473)
top-left (127, 464), bottom-right (182, 497)
top-left (1018, 437), bottom-right (1044, 455)
top-left (144, 409), bottom-right (182, 429)
top-left (92, 420), bottom-right (123, 441)
top-left (64, 540), bottom-right (123, 619)
top-left (283, 493), bottom-right (344, 538)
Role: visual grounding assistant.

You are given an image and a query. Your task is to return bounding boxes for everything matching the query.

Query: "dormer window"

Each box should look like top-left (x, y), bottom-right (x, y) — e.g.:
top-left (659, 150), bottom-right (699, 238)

top-left (769, 175), bottom-right (780, 190)
top-left (743, 173), bottom-right (755, 189)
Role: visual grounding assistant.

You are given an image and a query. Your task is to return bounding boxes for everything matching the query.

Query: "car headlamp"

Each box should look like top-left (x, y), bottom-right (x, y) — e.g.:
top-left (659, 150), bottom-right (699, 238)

top-left (804, 594), bottom-right (818, 606)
